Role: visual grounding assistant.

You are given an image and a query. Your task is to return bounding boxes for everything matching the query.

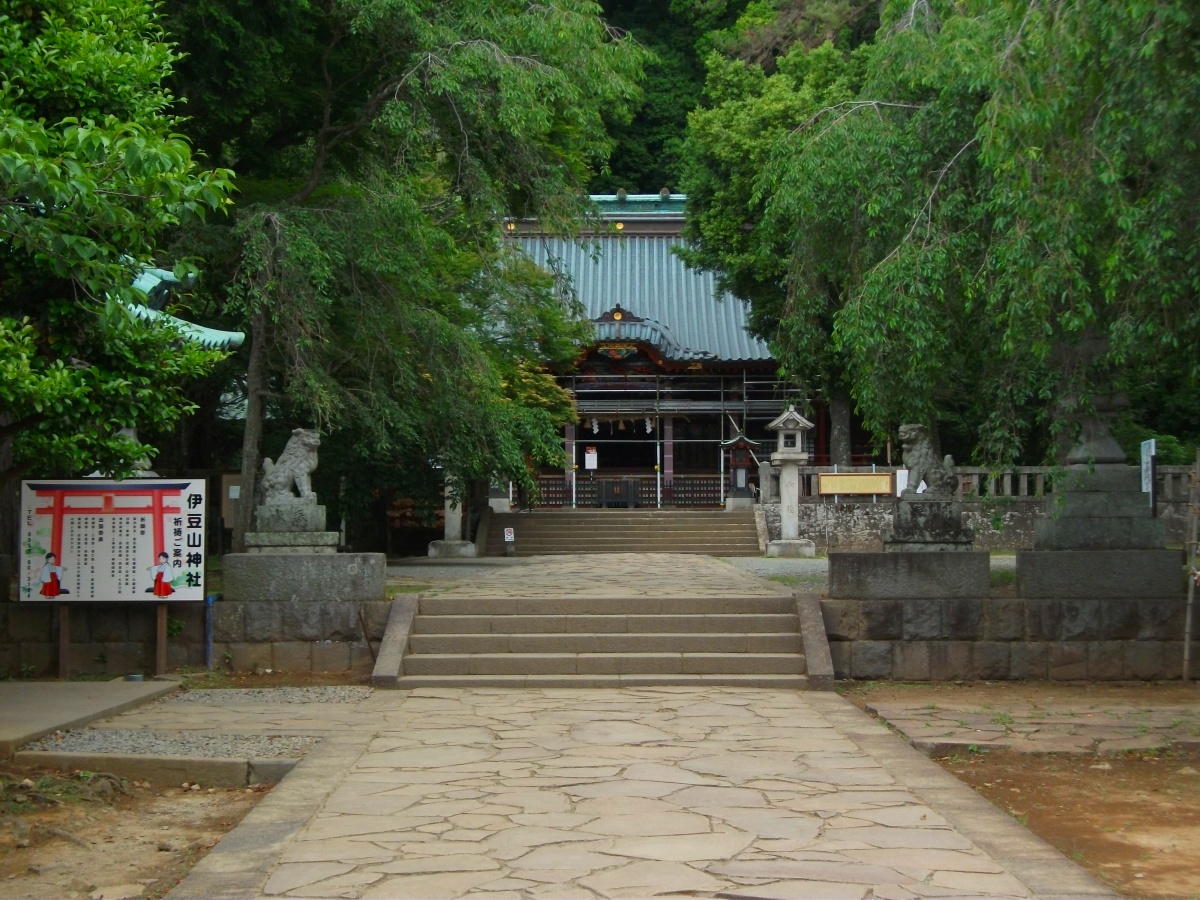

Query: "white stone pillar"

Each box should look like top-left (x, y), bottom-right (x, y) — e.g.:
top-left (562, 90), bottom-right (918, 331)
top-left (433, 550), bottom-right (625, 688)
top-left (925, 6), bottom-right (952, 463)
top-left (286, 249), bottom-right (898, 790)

top-left (779, 461), bottom-right (799, 540)
top-left (444, 485), bottom-right (462, 542)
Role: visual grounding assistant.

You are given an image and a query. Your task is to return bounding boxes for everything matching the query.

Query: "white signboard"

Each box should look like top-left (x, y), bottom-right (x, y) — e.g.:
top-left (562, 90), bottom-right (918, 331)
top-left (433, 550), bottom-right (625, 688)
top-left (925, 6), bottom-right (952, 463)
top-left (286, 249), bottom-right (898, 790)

top-left (584, 446), bottom-right (598, 471)
top-left (503, 527), bottom-right (515, 543)
top-left (19, 479), bottom-right (207, 602)
top-left (1141, 439), bottom-right (1156, 497)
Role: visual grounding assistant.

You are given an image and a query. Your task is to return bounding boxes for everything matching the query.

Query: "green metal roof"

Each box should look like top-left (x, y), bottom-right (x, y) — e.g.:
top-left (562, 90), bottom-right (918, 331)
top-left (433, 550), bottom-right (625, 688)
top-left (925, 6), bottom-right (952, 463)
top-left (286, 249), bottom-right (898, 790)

top-left (520, 213), bottom-right (773, 363)
top-left (592, 192), bottom-right (687, 216)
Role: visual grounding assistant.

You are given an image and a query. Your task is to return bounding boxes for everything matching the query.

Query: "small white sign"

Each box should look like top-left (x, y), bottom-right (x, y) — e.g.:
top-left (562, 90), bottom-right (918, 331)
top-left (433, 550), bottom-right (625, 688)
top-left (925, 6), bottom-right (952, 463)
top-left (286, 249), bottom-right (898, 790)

top-left (1141, 438), bottom-right (1156, 501)
top-left (584, 446), bottom-right (598, 471)
top-left (503, 527), bottom-right (515, 543)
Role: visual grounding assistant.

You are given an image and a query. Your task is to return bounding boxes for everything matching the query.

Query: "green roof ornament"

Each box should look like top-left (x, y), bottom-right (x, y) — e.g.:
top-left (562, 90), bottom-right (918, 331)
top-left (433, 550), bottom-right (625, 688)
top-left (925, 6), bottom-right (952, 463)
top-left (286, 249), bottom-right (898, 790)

top-left (123, 266), bottom-right (245, 350)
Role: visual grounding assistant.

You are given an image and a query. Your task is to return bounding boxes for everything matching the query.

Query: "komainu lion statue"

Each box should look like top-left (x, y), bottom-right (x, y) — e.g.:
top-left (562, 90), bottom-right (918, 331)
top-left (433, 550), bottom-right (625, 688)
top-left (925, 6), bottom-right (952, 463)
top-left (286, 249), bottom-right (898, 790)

top-left (899, 423), bottom-right (958, 497)
top-left (261, 428), bottom-right (320, 503)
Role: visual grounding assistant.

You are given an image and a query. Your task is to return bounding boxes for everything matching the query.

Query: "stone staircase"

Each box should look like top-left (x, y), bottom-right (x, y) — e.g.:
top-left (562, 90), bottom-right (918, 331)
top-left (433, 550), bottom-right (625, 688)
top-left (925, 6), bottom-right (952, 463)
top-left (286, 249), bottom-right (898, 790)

top-left (483, 508), bottom-right (761, 556)
top-left (393, 592), bottom-right (807, 689)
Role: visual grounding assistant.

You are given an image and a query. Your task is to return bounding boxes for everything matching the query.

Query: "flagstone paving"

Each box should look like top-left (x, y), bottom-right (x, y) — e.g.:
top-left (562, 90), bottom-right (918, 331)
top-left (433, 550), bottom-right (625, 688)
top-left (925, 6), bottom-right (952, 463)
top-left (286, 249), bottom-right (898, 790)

top-left (868, 701), bottom-right (1200, 755)
top-left (407, 553), bottom-right (795, 599)
top-left (158, 686), bottom-right (1114, 900)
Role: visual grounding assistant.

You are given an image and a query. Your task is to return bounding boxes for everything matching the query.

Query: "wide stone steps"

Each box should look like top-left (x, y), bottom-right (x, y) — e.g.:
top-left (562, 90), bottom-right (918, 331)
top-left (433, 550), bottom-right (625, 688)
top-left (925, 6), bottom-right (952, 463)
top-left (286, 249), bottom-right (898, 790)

top-left (395, 592), bottom-right (807, 688)
top-left (485, 509), bottom-right (761, 557)
top-left (408, 632), bottom-right (801, 654)
top-left (414, 613), bottom-right (799, 634)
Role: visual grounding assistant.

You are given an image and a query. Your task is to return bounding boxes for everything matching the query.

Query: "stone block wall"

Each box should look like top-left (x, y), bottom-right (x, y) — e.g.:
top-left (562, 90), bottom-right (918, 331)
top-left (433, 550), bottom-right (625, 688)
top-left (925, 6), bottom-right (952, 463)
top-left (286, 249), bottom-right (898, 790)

top-left (0, 599), bottom-right (391, 677)
top-left (821, 596), bottom-right (1194, 681)
top-left (765, 502), bottom-right (1041, 552)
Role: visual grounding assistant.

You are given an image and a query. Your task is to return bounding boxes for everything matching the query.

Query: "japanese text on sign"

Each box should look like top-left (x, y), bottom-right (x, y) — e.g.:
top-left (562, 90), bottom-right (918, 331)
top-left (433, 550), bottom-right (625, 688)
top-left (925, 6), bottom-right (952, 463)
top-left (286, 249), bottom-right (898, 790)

top-left (18, 479), bottom-right (207, 602)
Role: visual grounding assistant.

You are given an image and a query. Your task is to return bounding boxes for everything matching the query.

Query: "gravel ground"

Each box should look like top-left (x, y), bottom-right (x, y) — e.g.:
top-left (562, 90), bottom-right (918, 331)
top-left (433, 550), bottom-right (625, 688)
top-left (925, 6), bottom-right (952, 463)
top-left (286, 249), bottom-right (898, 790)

top-left (165, 686), bottom-right (373, 705)
top-left (20, 688), bottom-right (373, 758)
top-left (26, 729), bottom-right (320, 759)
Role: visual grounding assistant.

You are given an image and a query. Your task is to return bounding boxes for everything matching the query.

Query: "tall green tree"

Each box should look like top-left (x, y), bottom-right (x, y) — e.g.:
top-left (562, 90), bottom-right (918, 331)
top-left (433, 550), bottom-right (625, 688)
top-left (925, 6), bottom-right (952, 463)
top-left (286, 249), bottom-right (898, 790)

top-left (0, 0), bottom-right (232, 551)
top-left (162, 0), bottom-right (648, 547)
top-left (683, 0), bottom-right (1200, 464)
top-left (678, 28), bottom-right (875, 463)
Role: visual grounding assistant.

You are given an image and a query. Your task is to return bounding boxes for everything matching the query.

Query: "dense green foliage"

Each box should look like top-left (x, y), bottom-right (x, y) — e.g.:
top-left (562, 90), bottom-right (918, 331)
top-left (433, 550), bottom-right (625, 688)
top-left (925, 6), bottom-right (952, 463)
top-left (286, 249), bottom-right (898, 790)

top-left (680, 0), bottom-right (1200, 464)
top-left (0, 0), bottom-right (233, 489)
top-left (159, 0), bottom-right (648, 538)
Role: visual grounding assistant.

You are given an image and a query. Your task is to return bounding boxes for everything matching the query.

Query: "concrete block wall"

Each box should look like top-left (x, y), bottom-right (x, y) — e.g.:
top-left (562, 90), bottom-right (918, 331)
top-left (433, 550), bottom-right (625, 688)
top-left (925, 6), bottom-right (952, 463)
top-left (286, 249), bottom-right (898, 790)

top-left (0, 600), bottom-right (391, 677)
top-left (821, 596), bottom-right (1194, 681)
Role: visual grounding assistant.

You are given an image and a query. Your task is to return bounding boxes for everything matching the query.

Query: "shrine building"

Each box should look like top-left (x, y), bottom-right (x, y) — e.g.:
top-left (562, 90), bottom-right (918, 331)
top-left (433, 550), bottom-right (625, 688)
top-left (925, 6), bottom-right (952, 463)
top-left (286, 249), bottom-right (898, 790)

top-left (509, 193), bottom-right (844, 509)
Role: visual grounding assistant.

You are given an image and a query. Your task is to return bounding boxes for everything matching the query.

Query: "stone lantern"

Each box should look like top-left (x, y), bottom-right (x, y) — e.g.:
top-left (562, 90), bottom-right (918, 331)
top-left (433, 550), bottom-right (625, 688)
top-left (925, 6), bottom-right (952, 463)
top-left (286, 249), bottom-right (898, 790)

top-left (766, 405), bottom-right (815, 556)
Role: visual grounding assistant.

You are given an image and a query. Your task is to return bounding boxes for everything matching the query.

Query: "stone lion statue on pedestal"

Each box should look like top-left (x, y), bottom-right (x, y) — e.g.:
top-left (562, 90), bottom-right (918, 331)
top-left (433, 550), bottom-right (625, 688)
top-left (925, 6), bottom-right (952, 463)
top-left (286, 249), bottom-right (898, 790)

top-left (899, 423), bottom-right (958, 497)
top-left (261, 428), bottom-right (320, 503)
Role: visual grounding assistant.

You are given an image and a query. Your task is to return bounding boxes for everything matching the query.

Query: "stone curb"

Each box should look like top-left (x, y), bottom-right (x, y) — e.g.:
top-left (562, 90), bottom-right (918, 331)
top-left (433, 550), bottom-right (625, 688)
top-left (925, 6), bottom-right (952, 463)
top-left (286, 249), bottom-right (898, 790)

top-left (370, 595), bottom-right (417, 688)
top-left (0, 680), bottom-right (178, 759)
top-left (795, 592), bottom-right (834, 690)
top-left (165, 733), bottom-right (371, 900)
top-left (11, 750), bottom-right (296, 787)
top-left (805, 694), bottom-right (1119, 900)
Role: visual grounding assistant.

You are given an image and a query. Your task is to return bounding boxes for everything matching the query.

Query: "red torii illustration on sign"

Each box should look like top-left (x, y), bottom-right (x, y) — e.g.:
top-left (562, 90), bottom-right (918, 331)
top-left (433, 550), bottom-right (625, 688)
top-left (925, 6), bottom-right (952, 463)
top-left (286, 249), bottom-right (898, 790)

top-left (28, 482), bottom-right (192, 561)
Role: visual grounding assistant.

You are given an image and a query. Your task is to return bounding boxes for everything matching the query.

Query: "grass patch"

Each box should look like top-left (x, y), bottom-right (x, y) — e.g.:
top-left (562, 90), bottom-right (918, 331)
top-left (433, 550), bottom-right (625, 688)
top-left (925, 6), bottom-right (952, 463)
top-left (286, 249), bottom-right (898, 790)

top-left (386, 582), bottom-right (429, 594)
top-left (0, 770), bottom-right (127, 816)
top-left (990, 568), bottom-right (1017, 588)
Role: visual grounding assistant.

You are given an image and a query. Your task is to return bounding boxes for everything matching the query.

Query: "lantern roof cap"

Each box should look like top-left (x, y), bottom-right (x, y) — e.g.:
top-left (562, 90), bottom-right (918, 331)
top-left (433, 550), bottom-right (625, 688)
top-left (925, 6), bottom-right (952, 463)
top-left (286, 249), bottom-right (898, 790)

top-left (766, 405), bottom-right (814, 432)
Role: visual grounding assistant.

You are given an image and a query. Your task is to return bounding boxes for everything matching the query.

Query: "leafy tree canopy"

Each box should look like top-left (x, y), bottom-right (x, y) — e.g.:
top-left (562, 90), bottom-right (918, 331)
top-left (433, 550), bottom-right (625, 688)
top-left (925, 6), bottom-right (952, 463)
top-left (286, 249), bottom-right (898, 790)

top-left (682, 0), bottom-right (1200, 464)
top-left (160, 0), bottom-right (649, 541)
top-left (0, 0), bottom-right (233, 495)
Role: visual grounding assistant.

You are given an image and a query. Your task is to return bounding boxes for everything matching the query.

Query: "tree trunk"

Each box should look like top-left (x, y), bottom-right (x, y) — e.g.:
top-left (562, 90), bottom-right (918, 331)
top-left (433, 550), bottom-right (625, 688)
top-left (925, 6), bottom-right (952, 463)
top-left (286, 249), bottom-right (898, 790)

top-left (828, 391), bottom-right (852, 467)
top-left (231, 312), bottom-right (268, 553)
top-left (0, 415), bottom-right (17, 560)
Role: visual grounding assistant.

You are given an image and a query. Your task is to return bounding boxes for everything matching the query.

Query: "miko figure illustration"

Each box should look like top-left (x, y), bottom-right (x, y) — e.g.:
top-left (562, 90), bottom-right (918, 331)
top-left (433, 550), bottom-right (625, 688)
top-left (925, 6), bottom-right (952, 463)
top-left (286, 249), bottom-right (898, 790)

top-left (146, 551), bottom-right (175, 597)
top-left (39, 552), bottom-right (69, 597)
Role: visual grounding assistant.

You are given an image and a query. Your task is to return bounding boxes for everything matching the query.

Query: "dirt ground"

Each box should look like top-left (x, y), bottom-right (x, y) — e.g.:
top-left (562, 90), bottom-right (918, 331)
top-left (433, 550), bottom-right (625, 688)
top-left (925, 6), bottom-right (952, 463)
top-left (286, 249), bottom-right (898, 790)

top-left (843, 681), bottom-right (1200, 900)
top-left (0, 769), bottom-right (266, 900)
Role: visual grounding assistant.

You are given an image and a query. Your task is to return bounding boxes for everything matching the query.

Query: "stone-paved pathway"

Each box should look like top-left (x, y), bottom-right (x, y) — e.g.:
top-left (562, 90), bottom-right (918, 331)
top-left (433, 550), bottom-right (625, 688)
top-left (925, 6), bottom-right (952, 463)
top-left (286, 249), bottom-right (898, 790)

top-left (869, 701), bottom-right (1200, 755)
top-left (404, 553), bottom-right (795, 599)
top-left (152, 685), bottom-right (1112, 900)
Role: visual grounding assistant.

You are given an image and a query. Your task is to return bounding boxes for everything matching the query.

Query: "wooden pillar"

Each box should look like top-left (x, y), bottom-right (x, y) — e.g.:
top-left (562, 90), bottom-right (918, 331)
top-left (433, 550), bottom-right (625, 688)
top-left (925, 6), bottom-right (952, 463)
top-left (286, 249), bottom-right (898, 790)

top-left (155, 603), bottom-right (168, 676)
top-left (58, 604), bottom-right (70, 680)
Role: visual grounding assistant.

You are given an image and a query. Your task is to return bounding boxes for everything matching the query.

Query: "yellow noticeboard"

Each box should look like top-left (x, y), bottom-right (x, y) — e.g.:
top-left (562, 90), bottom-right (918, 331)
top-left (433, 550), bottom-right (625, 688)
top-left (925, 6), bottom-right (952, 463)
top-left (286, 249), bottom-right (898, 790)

top-left (817, 472), bottom-right (893, 496)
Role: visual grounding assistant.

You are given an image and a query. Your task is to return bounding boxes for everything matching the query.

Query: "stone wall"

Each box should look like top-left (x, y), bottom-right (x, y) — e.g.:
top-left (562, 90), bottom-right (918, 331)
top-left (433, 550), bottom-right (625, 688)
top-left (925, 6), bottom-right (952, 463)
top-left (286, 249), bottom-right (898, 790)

top-left (820, 595), bottom-right (1194, 681)
top-left (766, 498), bottom-right (1192, 552)
top-left (0, 599), bottom-right (391, 677)
top-left (764, 501), bottom-right (1041, 552)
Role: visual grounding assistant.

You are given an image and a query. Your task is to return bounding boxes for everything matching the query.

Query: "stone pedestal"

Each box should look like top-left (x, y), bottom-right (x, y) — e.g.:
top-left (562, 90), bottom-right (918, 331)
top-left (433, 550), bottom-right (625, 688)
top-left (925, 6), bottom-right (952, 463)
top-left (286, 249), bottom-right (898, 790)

top-left (428, 540), bottom-right (477, 558)
top-left (1018, 463), bottom-right (1179, 600)
top-left (247, 501), bottom-right (337, 553)
top-left (829, 551), bottom-right (990, 599)
top-left (223, 553), bottom-right (385, 603)
top-left (884, 499), bottom-right (975, 551)
top-left (1032, 464), bottom-right (1163, 550)
top-left (245, 532), bottom-right (339, 554)
top-left (767, 539), bottom-right (816, 558)
top-left (256, 501), bottom-right (327, 533)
